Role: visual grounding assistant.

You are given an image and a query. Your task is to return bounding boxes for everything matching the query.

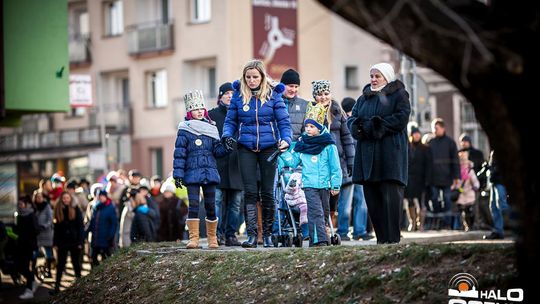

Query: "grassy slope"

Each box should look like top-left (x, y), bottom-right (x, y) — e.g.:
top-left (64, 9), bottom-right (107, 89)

top-left (53, 243), bottom-right (517, 304)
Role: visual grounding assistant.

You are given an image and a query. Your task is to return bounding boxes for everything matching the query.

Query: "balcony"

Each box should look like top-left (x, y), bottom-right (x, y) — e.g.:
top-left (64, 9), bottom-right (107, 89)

top-left (69, 33), bottom-right (91, 64)
top-left (0, 127), bottom-right (101, 153)
top-left (89, 104), bottom-right (132, 134)
top-left (126, 20), bottom-right (174, 55)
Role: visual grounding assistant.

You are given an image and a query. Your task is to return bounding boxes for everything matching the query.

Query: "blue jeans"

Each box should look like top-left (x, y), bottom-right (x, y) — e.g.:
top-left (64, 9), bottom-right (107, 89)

top-left (215, 189), bottom-right (243, 238)
top-left (337, 184), bottom-right (368, 237)
top-left (490, 183), bottom-right (508, 235)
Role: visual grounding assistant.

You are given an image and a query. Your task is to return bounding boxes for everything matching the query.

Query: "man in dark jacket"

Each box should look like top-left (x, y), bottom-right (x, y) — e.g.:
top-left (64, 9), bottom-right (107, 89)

top-left (208, 82), bottom-right (243, 246)
top-left (459, 134), bottom-right (485, 185)
top-left (280, 69), bottom-right (309, 141)
top-left (427, 118), bottom-right (460, 228)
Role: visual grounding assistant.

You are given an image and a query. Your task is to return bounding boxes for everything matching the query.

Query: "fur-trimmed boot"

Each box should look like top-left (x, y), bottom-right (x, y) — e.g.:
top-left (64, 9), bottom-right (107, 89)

top-left (186, 219), bottom-right (201, 249)
top-left (206, 218), bottom-right (219, 249)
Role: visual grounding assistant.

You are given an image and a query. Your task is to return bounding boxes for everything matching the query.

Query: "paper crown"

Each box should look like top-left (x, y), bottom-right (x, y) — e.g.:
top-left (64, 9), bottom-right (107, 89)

top-left (184, 90), bottom-right (206, 112)
top-left (311, 80), bottom-right (331, 96)
top-left (304, 103), bottom-right (327, 130)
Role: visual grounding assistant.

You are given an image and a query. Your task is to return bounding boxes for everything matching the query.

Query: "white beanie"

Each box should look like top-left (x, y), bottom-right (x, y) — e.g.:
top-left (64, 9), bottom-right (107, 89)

top-left (370, 63), bottom-right (396, 83)
top-left (160, 181), bottom-right (176, 194)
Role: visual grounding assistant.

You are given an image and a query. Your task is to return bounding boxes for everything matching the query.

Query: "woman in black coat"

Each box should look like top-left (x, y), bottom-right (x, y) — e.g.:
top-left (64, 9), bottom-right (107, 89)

top-left (404, 127), bottom-right (431, 231)
top-left (52, 192), bottom-right (84, 294)
top-left (347, 63), bottom-right (411, 244)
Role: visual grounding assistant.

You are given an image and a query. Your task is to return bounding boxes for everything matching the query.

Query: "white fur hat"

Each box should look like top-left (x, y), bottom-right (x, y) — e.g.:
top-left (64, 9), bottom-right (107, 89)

top-left (160, 181), bottom-right (176, 194)
top-left (370, 63), bottom-right (396, 82)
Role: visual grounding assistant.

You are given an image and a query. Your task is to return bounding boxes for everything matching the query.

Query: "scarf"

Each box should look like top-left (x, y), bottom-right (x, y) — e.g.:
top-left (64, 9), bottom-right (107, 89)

top-left (370, 84), bottom-right (387, 92)
top-left (178, 119), bottom-right (220, 140)
top-left (461, 163), bottom-right (471, 181)
top-left (294, 131), bottom-right (335, 155)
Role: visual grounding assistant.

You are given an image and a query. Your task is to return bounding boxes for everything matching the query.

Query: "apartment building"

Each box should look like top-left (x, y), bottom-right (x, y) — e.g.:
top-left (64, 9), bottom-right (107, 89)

top-left (0, 0), bottom-right (488, 216)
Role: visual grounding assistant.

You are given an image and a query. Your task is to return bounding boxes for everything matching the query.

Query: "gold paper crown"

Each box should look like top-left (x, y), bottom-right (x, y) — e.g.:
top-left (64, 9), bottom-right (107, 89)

top-left (304, 103), bottom-right (326, 127)
top-left (184, 90), bottom-right (206, 112)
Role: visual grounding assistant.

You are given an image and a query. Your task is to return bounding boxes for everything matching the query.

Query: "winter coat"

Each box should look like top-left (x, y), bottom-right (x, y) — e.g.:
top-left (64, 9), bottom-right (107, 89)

top-left (173, 123), bottom-right (229, 185)
top-left (15, 212), bottom-right (38, 252)
top-left (428, 134), bottom-right (460, 187)
top-left (405, 141), bottom-right (432, 199)
top-left (208, 104), bottom-right (244, 190)
top-left (460, 146), bottom-right (486, 188)
top-left (223, 82), bottom-right (292, 151)
top-left (35, 203), bottom-right (53, 247)
top-left (283, 95), bottom-right (309, 141)
top-left (280, 130), bottom-right (342, 190)
top-left (131, 206), bottom-right (156, 243)
top-left (457, 164), bottom-right (480, 206)
top-left (347, 80), bottom-right (411, 186)
top-left (158, 196), bottom-right (185, 242)
top-left (323, 100), bottom-right (355, 185)
top-left (119, 200), bottom-right (134, 248)
top-left (53, 206), bottom-right (84, 248)
top-left (87, 199), bottom-right (118, 248)
top-left (146, 196), bottom-right (160, 240)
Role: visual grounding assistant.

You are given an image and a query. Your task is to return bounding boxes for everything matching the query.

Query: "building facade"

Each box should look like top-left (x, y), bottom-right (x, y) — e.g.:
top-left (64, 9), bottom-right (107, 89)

top-left (0, 0), bottom-right (488, 219)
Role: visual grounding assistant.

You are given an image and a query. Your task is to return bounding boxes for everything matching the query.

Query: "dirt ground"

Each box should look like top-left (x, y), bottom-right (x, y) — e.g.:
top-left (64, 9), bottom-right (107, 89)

top-left (51, 242), bottom-right (518, 304)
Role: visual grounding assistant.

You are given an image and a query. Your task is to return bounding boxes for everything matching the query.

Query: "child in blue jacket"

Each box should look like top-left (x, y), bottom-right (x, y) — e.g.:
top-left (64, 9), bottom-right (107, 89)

top-left (173, 90), bottom-right (229, 249)
top-left (280, 104), bottom-right (342, 246)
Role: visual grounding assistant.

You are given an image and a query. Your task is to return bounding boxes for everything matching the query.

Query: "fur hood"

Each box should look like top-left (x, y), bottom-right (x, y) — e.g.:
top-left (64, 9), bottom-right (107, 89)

top-left (362, 79), bottom-right (405, 97)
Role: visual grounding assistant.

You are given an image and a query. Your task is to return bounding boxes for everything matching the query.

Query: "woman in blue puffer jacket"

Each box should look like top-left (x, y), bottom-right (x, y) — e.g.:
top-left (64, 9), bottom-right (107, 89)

top-left (173, 90), bottom-right (229, 249)
top-left (222, 59), bottom-right (292, 248)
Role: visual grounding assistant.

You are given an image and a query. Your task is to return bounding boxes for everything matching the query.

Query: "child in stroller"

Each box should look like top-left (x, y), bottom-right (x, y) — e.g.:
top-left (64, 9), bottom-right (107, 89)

top-left (272, 163), bottom-right (304, 248)
top-left (284, 172), bottom-right (308, 226)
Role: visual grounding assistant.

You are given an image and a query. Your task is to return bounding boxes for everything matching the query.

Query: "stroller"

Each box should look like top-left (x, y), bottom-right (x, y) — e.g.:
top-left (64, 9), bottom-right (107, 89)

top-left (271, 166), bottom-right (304, 247)
top-left (0, 221), bottom-right (23, 286)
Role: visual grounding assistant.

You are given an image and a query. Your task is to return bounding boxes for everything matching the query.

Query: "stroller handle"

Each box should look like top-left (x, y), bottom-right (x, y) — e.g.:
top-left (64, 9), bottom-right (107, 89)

top-left (267, 149), bottom-right (281, 162)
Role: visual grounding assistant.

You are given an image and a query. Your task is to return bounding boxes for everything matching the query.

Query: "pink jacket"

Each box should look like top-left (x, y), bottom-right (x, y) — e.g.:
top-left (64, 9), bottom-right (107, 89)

top-left (284, 172), bottom-right (307, 207)
top-left (457, 165), bottom-right (480, 206)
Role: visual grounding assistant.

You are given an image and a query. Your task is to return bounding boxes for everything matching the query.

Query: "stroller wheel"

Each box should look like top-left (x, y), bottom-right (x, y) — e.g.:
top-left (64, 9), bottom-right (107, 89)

top-left (271, 235), bottom-right (279, 248)
top-left (283, 234), bottom-right (292, 247)
top-left (35, 265), bottom-right (46, 282)
top-left (293, 234), bottom-right (303, 248)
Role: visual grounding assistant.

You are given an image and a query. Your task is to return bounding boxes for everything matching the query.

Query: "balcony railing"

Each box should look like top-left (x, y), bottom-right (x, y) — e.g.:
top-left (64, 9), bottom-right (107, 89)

top-left (0, 127), bottom-right (101, 153)
top-left (69, 33), bottom-right (91, 64)
top-left (126, 20), bottom-right (174, 55)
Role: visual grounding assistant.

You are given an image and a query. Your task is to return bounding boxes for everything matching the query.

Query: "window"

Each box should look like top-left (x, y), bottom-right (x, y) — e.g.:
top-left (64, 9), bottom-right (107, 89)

top-left (147, 70), bottom-right (168, 108)
top-left (345, 66), bottom-right (359, 90)
top-left (150, 148), bottom-right (163, 177)
top-left (104, 1), bottom-right (124, 36)
top-left (208, 67), bottom-right (216, 98)
top-left (66, 107), bottom-right (86, 118)
top-left (191, 0), bottom-right (211, 23)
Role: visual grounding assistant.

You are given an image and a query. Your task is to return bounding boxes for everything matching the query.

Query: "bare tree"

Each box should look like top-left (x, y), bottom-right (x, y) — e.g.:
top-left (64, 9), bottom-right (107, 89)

top-left (316, 0), bottom-right (539, 297)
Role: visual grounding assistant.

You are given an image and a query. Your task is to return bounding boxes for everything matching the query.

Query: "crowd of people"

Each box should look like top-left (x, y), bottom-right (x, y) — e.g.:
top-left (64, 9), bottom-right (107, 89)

top-left (1, 59), bottom-right (509, 299)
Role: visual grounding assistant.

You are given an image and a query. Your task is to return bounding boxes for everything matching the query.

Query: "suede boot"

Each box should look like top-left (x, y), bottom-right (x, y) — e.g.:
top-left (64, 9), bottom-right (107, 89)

top-left (206, 218), bottom-right (219, 249)
top-left (186, 219), bottom-right (201, 249)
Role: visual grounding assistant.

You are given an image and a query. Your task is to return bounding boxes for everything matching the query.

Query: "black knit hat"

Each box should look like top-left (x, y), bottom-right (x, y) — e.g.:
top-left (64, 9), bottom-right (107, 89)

top-left (218, 82), bottom-right (233, 99)
top-left (280, 69), bottom-right (300, 85)
top-left (341, 97), bottom-right (356, 113)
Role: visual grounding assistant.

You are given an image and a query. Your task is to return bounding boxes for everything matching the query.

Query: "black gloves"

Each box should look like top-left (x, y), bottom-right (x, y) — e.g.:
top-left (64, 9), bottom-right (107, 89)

top-left (347, 165), bottom-right (353, 177)
top-left (222, 136), bottom-right (237, 151)
top-left (175, 178), bottom-right (185, 188)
